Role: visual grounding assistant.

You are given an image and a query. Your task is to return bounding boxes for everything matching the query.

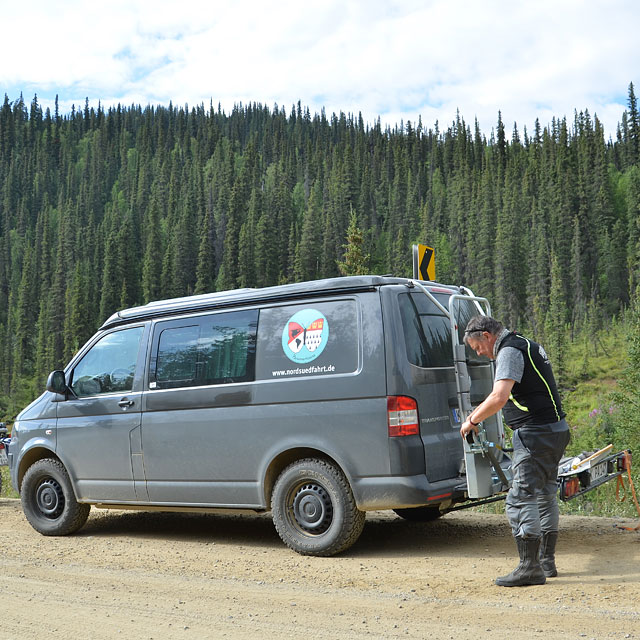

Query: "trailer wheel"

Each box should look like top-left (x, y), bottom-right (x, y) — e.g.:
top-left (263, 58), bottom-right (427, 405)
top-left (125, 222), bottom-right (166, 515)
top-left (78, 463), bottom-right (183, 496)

top-left (271, 458), bottom-right (365, 556)
top-left (393, 505), bottom-right (443, 522)
top-left (21, 459), bottom-right (90, 535)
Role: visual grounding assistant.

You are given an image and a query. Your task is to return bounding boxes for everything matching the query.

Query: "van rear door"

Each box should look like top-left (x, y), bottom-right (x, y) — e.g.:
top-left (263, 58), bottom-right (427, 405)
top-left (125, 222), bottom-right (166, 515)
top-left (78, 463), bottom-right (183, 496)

top-left (384, 286), bottom-right (498, 484)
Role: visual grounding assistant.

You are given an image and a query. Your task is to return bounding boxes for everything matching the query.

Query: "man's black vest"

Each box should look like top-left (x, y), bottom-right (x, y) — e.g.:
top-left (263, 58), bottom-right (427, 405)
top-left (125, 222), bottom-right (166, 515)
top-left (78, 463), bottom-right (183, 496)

top-left (497, 333), bottom-right (565, 428)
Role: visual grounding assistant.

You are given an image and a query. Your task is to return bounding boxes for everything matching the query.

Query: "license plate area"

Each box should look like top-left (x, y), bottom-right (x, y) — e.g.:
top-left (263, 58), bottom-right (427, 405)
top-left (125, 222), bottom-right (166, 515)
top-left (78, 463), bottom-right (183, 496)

top-left (589, 460), bottom-right (607, 482)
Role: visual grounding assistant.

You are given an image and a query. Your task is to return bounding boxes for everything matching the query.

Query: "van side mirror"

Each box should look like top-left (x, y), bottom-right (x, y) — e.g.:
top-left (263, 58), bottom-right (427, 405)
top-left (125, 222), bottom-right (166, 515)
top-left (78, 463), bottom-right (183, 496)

top-left (46, 370), bottom-right (68, 396)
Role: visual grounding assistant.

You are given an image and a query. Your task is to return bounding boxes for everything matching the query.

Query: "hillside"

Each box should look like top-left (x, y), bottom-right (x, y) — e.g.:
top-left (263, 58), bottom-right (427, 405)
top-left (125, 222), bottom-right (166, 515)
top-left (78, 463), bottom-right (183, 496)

top-left (2, 88), bottom-right (640, 419)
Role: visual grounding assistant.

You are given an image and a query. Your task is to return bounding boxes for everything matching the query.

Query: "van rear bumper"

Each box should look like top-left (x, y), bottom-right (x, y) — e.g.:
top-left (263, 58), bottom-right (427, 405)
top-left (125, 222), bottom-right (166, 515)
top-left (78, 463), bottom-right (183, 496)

top-left (352, 474), bottom-right (465, 511)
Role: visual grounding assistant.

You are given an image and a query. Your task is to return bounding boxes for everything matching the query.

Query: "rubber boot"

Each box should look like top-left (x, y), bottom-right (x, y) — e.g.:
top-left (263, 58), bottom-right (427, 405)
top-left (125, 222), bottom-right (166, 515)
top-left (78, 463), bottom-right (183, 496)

top-left (539, 531), bottom-right (558, 577)
top-left (495, 536), bottom-right (546, 587)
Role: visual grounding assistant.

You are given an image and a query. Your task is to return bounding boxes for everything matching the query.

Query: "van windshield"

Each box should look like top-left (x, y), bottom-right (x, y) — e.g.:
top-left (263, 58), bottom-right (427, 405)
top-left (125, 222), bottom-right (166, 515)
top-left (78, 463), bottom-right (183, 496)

top-left (399, 292), bottom-right (486, 368)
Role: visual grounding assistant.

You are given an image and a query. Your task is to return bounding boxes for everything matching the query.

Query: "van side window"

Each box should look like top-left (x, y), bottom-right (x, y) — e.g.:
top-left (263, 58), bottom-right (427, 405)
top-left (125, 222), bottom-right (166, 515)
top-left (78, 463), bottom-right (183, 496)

top-left (70, 327), bottom-right (144, 397)
top-left (399, 293), bottom-right (487, 367)
top-left (199, 313), bottom-right (257, 382)
top-left (399, 293), bottom-right (452, 368)
top-left (156, 325), bottom-right (199, 384)
top-left (150, 309), bottom-right (258, 389)
top-left (450, 298), bottom-right (487, 363)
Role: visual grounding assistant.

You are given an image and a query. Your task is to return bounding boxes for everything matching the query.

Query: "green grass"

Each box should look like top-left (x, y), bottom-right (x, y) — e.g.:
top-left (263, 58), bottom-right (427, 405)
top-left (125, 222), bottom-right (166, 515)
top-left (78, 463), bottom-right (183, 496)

top-left (554, 322), bottom-right (639, 518)
top-left (562, 329), bottom-right (625, 455)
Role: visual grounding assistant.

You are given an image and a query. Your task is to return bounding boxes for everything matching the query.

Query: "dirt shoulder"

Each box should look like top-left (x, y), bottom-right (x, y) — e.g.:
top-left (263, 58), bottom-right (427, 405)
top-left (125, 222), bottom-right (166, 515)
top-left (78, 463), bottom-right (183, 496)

top-left (1, 499), bottom-right (639, 640)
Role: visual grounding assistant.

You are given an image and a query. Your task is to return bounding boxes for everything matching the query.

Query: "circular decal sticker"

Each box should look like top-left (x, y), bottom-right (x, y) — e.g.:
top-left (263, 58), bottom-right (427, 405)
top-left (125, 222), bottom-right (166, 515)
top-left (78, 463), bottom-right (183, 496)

top-left (282, 309), bottom-right (329, 363)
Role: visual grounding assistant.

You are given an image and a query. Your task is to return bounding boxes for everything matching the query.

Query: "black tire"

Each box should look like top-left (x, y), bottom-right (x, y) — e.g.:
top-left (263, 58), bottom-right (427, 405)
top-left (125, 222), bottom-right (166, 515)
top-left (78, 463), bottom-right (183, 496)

top-left (21, 458), bottom-right (90, 535)
top-left (271, 458), bottom-right (365, 556)
top-left (393, 505), bottom-right (444, 522)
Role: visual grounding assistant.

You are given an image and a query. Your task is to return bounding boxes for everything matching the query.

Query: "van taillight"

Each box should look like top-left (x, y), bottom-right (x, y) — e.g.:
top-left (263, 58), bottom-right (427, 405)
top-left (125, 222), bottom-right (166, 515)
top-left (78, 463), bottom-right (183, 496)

top-left (561, 476), bottom-right (580, 500)
top-left (617, 451), bottom-right (632, 471)
top-left (387, 396), bottom-right (419, 437)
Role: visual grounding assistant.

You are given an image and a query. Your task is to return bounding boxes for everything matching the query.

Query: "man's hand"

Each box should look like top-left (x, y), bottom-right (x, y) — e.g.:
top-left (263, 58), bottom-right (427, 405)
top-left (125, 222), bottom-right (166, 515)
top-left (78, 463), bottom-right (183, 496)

top-left (459, 379), bottom-right (515, 441)
top-left (460, 419), bottom-right (479, 440)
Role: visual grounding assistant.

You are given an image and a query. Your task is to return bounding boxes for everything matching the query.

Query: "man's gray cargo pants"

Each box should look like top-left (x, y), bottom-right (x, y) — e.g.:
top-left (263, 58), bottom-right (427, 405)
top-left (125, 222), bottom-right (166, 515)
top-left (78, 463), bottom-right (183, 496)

top-left (505, 419), bottom-right (571, 538)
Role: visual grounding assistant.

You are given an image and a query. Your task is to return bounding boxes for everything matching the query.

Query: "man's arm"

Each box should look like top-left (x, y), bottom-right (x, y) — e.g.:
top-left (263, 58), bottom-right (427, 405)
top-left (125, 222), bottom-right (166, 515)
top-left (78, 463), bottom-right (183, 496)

top-left (459, 378), bottom-right (515, 439)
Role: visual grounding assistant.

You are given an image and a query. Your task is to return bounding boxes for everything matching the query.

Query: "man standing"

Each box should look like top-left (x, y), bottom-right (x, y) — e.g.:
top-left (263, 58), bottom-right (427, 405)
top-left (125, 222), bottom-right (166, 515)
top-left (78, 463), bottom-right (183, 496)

top-left (460, 316), bottom-right (570, 587)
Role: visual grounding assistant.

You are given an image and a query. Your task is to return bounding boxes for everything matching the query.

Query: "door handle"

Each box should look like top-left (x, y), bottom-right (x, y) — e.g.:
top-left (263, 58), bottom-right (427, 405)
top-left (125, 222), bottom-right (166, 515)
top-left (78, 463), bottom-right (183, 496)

top-left (118, 398), bottom-right (134, 408)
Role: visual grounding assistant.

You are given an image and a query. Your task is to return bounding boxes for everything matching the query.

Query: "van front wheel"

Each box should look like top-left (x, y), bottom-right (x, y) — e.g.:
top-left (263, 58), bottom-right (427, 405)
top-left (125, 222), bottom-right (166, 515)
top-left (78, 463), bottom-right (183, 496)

top-left (21, 459), bottom-right (90, 536)
top-left (271, 458), bottom-right (365, 556)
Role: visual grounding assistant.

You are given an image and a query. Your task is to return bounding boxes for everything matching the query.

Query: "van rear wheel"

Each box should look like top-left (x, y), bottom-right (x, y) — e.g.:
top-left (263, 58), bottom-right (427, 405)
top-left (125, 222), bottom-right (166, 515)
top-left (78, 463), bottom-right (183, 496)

top-left (393, 505), bottom-right (443, 522)
top-left (271, 458), bottom-right (365, 556)
top-left (21, 458), bottom-right (90, 535)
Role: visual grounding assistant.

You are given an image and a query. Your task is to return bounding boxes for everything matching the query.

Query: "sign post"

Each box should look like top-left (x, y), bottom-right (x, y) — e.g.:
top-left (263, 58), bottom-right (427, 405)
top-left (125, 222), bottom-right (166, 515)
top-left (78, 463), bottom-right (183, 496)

top-left (412, 244), bottom-right (435, 281)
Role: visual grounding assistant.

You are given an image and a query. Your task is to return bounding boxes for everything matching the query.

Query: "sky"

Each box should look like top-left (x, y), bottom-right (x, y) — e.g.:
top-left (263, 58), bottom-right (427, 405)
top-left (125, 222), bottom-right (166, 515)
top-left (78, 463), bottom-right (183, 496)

top-left (1, 0), bottom-right (638, 139)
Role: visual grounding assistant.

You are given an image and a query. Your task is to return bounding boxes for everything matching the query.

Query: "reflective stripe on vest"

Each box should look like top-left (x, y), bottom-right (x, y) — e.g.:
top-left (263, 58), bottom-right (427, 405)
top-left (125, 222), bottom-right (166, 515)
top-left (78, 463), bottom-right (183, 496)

top-left (522, 336), bottom-right (561, 422)
top-left (509, 393), bottom-right (529, 412)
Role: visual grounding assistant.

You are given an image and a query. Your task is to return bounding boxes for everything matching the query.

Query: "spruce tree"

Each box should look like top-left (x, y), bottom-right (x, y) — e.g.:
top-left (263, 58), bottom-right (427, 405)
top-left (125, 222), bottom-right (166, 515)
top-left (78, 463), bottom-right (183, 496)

top-left (295, 179), bottom-right (323, 281)
top-left (141, 194), bottom-right (164, 302)
top-left (627, 82), bottom-right (640, 167)
top-left (337, 210), bottom-right (369, 276)
top-left (544, 253), bottom-right (568, 386)
top-left (194, 196), bottom-right (217, 294)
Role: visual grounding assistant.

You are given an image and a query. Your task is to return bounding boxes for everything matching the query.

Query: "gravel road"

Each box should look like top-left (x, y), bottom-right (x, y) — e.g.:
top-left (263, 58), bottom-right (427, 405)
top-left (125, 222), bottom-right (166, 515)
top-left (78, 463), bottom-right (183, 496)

top-left (1, 499), bottom-right (639, 640)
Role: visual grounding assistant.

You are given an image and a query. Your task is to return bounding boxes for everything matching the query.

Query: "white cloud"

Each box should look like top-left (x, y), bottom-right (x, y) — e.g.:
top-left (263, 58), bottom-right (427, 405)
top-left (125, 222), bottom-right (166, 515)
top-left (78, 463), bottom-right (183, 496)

top-left (1, 0), bottom-right (638, 137)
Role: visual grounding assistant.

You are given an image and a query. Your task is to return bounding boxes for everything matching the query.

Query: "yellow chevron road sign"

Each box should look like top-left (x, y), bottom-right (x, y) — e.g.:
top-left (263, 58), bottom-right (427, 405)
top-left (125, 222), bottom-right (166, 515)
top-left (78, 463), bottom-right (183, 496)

top-left (412, 244), bottom-right (435, 281)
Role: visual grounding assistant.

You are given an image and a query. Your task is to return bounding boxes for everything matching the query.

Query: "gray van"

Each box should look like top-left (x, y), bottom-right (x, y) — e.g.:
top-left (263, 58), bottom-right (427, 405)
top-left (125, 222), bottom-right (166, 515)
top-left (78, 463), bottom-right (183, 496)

top-left (7, 276), bottom-right (504, 556)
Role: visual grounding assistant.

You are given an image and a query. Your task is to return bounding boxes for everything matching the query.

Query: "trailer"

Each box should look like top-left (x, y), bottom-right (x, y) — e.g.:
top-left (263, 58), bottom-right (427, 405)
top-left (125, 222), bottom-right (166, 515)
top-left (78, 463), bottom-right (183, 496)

top-left (448, 439), bottom-right (635, 518)
top-left (558, 445), bottom-right (633, 501)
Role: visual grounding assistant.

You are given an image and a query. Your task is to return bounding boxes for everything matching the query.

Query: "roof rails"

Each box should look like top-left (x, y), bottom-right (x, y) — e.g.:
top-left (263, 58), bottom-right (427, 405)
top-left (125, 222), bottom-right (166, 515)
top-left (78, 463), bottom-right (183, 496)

top-left (143, 288), bottom-right (257, 308)
top-left (100, 275), bottom-right (463, 330)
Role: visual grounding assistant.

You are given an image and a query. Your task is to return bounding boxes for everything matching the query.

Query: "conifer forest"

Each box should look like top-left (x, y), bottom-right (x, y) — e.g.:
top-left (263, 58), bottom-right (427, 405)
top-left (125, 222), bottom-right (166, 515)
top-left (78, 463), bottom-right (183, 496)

top-left (1, 85), bottom-right (640, 421)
